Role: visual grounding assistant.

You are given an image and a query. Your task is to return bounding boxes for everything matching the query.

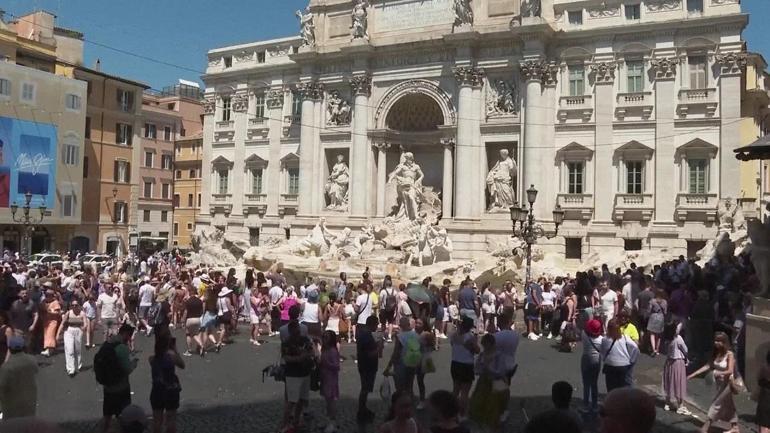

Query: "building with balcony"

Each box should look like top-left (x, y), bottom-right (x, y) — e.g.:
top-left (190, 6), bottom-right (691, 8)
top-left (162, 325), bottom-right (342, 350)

top-left (138, 91), bottom-right (183, 251)
top-left (198, 0), bottom-right (750, 261)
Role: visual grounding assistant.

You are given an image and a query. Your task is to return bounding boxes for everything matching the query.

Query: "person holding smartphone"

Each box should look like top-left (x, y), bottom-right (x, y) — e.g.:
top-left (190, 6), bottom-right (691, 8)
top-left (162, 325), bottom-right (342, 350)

top-left (149, 332), bottom-right (185, 433)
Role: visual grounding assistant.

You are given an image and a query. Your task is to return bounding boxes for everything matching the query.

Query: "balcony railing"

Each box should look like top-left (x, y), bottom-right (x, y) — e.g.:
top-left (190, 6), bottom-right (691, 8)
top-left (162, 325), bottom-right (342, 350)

top-left (613, 193), bottom-right (654, 221)
top-left (281, 193), bottom-right (299, 202)
top-left (212, 193), bottom-right (232, 203)
top-left (677, 88), bottom-right (718, 117)
top-left (249, 117), bottom-right (267, 126)
top-left (557, 193), bottom-right (594, 220)
top-left (558, 95), bottom-right (593, 121)
top-left (246, 193), bottom-right (267, 203)
top-left (216, 120), bottom-right (234, 129)
top-left (616, 92), bottom-right (654, 120)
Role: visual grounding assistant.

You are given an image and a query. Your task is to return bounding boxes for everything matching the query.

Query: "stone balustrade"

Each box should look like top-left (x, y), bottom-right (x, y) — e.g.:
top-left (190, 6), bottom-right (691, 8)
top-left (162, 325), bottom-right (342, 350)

top-left (677, 88), bottom-right (718, 117)
top-left (613, 193), bottom-right (654, 221)
top-left (558, 94), bottom-right (593, 121)
top-left (557, 193), bottom-right (594, 220)
top-left (615, 91), bottom-right (653, 120)
top-left (675, 193), bottom-right (718, 222)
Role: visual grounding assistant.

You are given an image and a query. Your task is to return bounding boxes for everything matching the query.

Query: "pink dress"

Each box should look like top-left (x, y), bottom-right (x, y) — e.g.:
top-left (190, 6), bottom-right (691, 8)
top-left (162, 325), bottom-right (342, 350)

top-left (320, 347), bottom-right (340, 400)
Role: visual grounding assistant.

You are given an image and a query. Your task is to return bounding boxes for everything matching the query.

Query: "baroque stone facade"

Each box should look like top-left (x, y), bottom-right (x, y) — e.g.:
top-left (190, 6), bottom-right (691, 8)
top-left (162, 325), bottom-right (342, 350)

top-left (199, 0), bottom-right (748, 261)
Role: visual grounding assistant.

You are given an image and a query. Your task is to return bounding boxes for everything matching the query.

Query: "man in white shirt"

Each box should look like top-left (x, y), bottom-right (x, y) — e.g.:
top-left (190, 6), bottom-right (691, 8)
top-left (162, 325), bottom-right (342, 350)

top-left (268, 284), bottom-right (285, 336)
top-left (355, 286), bottom-right (373, 335)
top-left (96, 284), bottom-right (120, 342)
top-left (138, 277), bottom-right (156, 333)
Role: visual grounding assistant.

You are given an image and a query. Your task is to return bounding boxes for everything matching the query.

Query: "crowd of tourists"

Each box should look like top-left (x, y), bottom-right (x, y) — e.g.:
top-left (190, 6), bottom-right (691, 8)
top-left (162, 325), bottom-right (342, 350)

top-left (0, 247), bottom-right (768, 433)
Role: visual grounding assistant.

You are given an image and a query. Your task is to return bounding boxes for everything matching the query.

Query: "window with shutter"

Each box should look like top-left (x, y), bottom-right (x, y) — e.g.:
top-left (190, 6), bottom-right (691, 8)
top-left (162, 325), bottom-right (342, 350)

top-left (187, 194), bottom-right (193, 207)
top-left (688, 159), bottom-right (708, 194)
top-left (568, 66), bottom-right (585, 96)
top-left (567, 162), bottom-right (584, 194)
top-left (688, 56), bottom-right (707, 89)
top-left (626, 161), bottom-right (644, 194)
top-left (626, 61), bottom-right (644, 93)
top-left (113, 161), bottom-right (119, 182)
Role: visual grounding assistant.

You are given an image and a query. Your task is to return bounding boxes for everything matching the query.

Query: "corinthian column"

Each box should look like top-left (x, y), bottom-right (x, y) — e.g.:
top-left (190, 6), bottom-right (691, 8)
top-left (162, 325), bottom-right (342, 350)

top-left (350, 74), bottom-right (372, 217)
top-left (297, 81), bottom-right (323, 216)
top-left (453, 65), bottom-right (484, 219)
top-left (519, 60), bottom-right (549, 215)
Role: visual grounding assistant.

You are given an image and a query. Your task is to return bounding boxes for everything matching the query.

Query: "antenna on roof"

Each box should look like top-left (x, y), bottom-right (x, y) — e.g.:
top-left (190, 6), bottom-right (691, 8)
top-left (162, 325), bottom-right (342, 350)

top-left (94, 58), bottom-right (101, 71)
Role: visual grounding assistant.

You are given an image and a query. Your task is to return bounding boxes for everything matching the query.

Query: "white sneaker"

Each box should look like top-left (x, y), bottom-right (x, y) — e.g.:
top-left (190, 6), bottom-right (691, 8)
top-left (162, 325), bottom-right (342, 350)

top-left (528, 333), bottom-right (538, 341)
top-left (547, 333), bottom-right (553, 340)
top-left (676, 406), bottom-right (692, 416)
top-left (664, 404), bottom-right (671, 411)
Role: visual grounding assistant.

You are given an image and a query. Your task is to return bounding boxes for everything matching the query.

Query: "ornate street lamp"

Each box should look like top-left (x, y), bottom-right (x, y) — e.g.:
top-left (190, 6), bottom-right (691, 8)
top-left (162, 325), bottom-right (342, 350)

top-left (509, 185), bottom-right (564, 285)
top-left (10, 191), bottom-right (46, 257)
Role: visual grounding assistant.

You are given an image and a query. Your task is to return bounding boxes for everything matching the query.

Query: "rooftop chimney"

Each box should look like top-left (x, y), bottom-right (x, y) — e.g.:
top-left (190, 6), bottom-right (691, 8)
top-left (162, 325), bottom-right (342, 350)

top-left (94, 58), bottom-right (101, 72)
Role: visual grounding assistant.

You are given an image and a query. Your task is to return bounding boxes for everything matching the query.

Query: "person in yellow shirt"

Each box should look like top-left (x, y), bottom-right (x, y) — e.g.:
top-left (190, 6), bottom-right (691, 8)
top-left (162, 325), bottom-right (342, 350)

top-left (618, 310), bottom-right (639, 344)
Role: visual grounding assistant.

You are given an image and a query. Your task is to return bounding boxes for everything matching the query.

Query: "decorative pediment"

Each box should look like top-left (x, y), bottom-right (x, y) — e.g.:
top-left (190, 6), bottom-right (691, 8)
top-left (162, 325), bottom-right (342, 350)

top-left (556, 142), bottom-right (594, 161)
top-left (280, 152), bottom-right (299, 166)
top-left (244, 154), bottom-right (268, 169)
top-left (211, 155), bottom-right (234, 168)
top-left (614, 140), bottom-right (654, 162)
top-left (675, 138), bottom-right (718, 161)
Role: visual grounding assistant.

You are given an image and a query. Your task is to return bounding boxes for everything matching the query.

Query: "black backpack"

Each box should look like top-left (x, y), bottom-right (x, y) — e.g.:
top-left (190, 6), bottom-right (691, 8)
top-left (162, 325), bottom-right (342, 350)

top-left (94, 342), bottom-right (123, 386)
top-left (383, 288), bottom-right (397, 312)
top-left (147, 303), bottom-right (163, 326)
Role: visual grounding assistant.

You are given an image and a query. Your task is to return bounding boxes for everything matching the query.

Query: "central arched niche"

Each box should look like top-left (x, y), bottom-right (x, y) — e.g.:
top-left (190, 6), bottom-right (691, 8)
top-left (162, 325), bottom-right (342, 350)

top-left (385, 93), bottom-right (444, 131)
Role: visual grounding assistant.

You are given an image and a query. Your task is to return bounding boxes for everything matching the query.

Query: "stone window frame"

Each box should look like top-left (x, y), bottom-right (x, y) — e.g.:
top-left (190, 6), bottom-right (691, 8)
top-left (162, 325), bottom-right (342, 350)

top-left (244, 154), bottom-right (268, 196)
top-left (556, 141), bottom-right (594, 195)
top-left (613, 140), bottom-right (654, 195)
top-left (250, 87), bottom-right (268, 121)
top-left (211, 155), bottom-right (234, 196)
top-left (674, 138), bottom-right (718, 194)
top-left (280, 152), bottom-right (300, 196)
top-left (557, 49), bottom-right (592, 97)
top-left (677, 40), bottom-right (717, 90)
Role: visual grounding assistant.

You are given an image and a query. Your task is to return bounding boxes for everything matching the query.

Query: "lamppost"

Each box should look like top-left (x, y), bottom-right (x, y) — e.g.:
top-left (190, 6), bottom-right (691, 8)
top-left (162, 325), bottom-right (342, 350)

top-left (10, 191), bottom-right (47, 257)
top-left (509, 184), bottom-right (565, 284)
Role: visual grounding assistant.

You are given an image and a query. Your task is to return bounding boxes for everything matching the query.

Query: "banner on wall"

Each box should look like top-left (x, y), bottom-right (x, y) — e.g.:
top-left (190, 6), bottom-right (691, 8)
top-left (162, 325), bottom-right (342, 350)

top-left (0, 116), bottom-right (58, 209)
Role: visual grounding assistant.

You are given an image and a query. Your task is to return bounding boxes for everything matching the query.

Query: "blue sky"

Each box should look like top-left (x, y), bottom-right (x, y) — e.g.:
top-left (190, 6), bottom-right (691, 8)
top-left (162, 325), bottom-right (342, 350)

top-left (4, 0), bottom-right (769, 90)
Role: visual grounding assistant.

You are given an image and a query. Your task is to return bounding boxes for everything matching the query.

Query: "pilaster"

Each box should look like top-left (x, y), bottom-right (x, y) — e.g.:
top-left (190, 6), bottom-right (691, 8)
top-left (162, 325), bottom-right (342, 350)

top-left (266, 88), bottom-right (285, 216)
top-left (199, 96), bottom-right (215, 223)
top-left (441, 138), bottom-right (455, 219)
top-left (716, 53), bottom-right (746, 198)
top-left (652, 57), bottom-right (678, 223)
top-left (593, 62), bottom-right (616, 223)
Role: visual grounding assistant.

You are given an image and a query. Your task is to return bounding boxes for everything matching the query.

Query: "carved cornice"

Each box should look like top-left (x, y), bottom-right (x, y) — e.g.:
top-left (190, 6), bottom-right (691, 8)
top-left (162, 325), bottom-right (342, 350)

top-left (350, 74), bottom-right (372, 96)
top-left (715, 52), bottom-right (747, 76)
top-left (231, 94), bottom-right (248, 113)
top-left (372, 142), bottom-right (391, 152)
top-left (266, 89), bottom-right (285, 109)
top-left (453, 66), bottom-right (485, 88)
top-left (542, 63), bottom-right (559, 87)
top-left (711, 0), bottom-right (739, 5)
top-left (440, 138), bottom-right (456, 149)
top-left (645, 0), bottom-right (681, 12)
top-left (591, 62), bottom-right (616, 84)
top-left (650, 57), bottom-right (679, 80)
top-left (296, 81), bottom-right (325, 100)
top-left (203, 98), bottom-right (216, 116)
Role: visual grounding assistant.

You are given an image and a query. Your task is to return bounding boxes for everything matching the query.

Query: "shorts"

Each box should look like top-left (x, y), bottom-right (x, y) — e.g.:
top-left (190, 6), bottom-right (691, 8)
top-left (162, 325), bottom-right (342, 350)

top-left (150, 386), bottom-right (180, 411)
top-left (525, 304), bottom-right (539, 321)
top-left (250, 314), bottom-right (260, 325)
top-left (451, 361), bottom-right (475, 384)
top-left (459, 309), bottom-right (477, 321)
top-left (358, 364), bottom-right (377, 393)
top-left (185, 318), bottom-right (201, 335)
top-left (103, 388), bottom-right (132, 417)
top-left (138, 306), bottom-right (150, 319)
top-left (102, 318), bottom-right (118, 330)
top-left (380, 309), bottom-right (396, 325)
top-left (442, 307), bottom-right (450, 323)
top-left (217, 312), bottom-right (233, 326)
top-left (285, 376), bottom-right (310, 403)
top-left (200, 312), bottom-right (217, 330)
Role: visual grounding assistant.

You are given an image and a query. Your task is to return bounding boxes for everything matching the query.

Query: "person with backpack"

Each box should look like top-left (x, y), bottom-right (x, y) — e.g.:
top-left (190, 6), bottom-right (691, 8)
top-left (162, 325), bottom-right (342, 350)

top-left (379, 278), bottom-right (399, 343)
top-left (96, 324), bottom-right (138, 433)
top-left (149, 331), bottom-right (185, 433)
top-left (384, 317), bottom-right (422, 395)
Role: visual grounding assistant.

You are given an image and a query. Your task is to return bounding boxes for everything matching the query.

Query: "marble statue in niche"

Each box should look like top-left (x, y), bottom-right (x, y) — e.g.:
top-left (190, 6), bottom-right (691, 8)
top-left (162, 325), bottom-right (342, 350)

top-left (521, 0), bottom-right (542, 17)
top-left (387, 152), bottom-right (425, 221)
top-left (327, 90), bottom-right (352, 126)
top-left (453, 0), bottom-right (474, 28)
top-left (325, 154), bottom-right (350, 211)
top-left (351, 0), bottom-right (369, 40)
top-left (296, 7), bottom-right (316, 47)
top-left (486, 149), bottom-right (518, 212)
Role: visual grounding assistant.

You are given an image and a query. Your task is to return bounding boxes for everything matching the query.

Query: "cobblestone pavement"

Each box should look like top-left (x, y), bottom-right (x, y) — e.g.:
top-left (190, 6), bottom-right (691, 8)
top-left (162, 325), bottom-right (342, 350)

top-left (27, 325), bottom-right (758, 433)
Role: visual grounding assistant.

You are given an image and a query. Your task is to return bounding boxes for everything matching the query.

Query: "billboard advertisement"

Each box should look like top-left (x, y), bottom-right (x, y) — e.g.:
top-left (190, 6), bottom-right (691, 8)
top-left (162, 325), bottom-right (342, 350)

top-left (0, 116), bottom-right (58, 209)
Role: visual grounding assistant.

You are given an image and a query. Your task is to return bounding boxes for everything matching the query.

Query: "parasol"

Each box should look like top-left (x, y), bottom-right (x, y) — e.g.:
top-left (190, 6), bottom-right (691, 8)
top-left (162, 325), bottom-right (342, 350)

top-left (405, 282), bottom-right (432, 304)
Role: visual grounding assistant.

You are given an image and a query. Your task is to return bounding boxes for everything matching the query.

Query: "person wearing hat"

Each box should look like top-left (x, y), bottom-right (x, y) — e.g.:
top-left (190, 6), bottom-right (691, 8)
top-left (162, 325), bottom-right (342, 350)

top-left (0, 336), bottom-right (39, 418)
top-left (215, 286), bottom-right (235, 352)
top-left (40, 289), bottom-right (62, 357)
top-left (580, 318), bottom-right (604, 414)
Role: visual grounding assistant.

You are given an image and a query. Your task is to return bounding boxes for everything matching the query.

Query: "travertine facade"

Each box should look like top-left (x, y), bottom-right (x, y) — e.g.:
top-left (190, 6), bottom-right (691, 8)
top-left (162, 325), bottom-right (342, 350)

top-left (199, 0), bottom-right (750, 261)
